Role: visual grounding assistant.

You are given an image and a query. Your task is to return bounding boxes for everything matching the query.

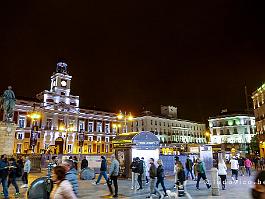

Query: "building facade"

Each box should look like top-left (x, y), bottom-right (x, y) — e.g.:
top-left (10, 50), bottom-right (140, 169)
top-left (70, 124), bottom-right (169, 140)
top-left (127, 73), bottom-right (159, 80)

top-left (4, 62), bottom-right (121, 155)
top-left (127, 107), bottom-right (207, 154)
top-left (252, 83), bottom-right (265, 156)
top-left (208, 114), bottom-right (256, 152)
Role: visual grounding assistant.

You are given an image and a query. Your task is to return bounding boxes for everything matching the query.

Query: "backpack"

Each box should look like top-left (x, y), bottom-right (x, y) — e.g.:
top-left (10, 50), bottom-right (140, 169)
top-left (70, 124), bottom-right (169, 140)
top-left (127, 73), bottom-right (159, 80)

top-left (197, 163), bottom-right (204, 174)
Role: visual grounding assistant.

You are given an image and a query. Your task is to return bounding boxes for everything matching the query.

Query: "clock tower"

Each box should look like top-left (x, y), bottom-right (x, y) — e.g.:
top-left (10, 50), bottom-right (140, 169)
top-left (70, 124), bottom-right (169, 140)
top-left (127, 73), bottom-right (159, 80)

top-left (37, 61), bottom-right (80, 112)
top-left (50, 62), bottom-right (72, 96)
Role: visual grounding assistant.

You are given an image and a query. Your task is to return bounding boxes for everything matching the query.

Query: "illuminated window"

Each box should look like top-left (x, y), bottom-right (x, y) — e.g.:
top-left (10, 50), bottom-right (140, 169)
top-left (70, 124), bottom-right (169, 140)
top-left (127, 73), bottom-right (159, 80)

top-left (17, 132), bottom-right (24, 140)
top-left (105, 123), bottom-right (110, 134)
top-left (88, 122), bottom-right (93, 132)
top-left (16, 144), bottom-right (22, 153)
top-left (79, 121), bottom-right (85, 131)
top-left (67, 145), bottom-right (73, 153)
top-left (88, 136), bottom-right (93, 142)
top-left (97, 122), bottom-right (102, 132)
top-left (105, 137), bottom-right (109, 142)
top-left (18, 116), bottom-right (26, 128)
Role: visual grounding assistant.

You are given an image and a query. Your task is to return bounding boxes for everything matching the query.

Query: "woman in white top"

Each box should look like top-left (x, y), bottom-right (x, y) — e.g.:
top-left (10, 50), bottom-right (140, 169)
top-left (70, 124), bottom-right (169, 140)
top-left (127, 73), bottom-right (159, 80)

top-left (50, 166), bottom-right (77, 199)
top-left (218, 158), bottom-right (227, 190)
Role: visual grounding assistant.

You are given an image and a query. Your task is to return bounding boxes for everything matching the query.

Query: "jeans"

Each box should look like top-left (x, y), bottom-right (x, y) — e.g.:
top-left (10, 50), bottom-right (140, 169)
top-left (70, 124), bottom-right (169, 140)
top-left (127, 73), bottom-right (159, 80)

top-left (155, 177), bottom-right (167, 195)
top-left (149, 178), bottom-right (156, 194)
top-left (0, 177), bottom-right (8, 198)
top-left (137, 173), bottom-right (143, 189)
top-left (8, 177), bottom-right (19, 193)
top-left (246, 167), bottom-right (251, 176)
top-left (219, 175), bottom-right (226, 189)
top-left (131, 172), bottom-right (136, 188)
top-left (22, 172), bottom-right (28, 184)
top-left (186, 169), bottom-right (194, 179)
top-left (96, 171), bottom-right (108, 184)
top-left (231, 169), bottom-right (238, 180)
top-left (196, 173), bottom-right (210, 189)
top-left (107, 176), bottom-right (118, 196)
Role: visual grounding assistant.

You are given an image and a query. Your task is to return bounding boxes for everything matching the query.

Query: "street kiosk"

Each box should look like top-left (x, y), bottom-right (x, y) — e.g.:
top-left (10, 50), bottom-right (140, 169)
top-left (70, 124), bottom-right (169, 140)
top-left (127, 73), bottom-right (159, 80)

top-left (113, 131), bottom-right (160, 178)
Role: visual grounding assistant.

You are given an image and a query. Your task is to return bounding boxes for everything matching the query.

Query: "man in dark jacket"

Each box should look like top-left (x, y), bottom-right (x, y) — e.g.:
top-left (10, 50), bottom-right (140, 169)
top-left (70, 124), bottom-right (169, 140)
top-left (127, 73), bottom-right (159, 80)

top-left (7, 158), bottom-right (20, 196)
top-left (135, 157), bottom-right (144, 190)
top-left (185, 156), bottom-right (194, 180)
top-left (146, 158), bottom-right (157, 198)
top-left (81, 158), bottom-right (88, 170)
top-left (0, 154), bottom-right (9, 199)
top-left (93, 156), bottom-right (108, 185)
top-left (130, 158), bottom-right (138, 190)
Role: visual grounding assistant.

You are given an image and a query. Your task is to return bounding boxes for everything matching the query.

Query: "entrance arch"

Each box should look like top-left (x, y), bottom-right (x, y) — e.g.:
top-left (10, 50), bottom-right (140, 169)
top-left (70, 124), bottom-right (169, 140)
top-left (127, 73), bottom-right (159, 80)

top-left (55, 137), bottom-right (64, 154)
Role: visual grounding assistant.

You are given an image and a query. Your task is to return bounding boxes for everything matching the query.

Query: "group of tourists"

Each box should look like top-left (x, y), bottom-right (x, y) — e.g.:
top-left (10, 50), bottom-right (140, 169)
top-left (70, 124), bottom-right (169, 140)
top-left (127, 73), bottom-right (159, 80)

top-left (0, 155), bottom-right (30, 199)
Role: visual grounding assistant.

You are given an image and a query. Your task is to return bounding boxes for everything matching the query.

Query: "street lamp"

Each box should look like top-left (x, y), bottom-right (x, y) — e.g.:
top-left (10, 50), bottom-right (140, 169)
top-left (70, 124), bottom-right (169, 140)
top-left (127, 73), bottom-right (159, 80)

top-left (78, 130), bottom-right (85, 161)
top-left (112, 123), bottom-right (122, 134)
top-left (27, 104), bottom-right (41, 154)
top-left (117, 111), bottom-right (133, 133)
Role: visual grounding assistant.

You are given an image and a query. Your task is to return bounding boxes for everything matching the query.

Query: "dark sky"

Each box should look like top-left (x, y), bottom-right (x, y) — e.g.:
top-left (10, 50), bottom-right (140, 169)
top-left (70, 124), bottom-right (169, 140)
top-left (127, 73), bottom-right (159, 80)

top-left (1, 1), bottom-right (265, 122)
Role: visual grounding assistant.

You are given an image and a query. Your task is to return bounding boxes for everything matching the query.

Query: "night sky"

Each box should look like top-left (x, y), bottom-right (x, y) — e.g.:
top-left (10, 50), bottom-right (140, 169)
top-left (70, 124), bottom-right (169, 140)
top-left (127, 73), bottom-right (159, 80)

top-left (1, 1), bottom-right (265, 122)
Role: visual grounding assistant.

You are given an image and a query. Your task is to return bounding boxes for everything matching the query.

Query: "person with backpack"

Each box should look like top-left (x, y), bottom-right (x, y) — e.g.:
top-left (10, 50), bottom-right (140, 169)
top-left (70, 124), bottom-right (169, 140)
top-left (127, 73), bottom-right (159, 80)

top-left (238, 157), bottom-right (245, 176)
top-left (196, 158), bottom-right (211, 190)
top-left (146, 158), bottom-right (157, 198)
top-left (185, 156), bottom-right (194, 180)
top-left (176, 161), bottom-right (186, 197)
top-left (7, 158), bottom-right (20, 197)
top-left (135, 157), bottom-right (144, 190)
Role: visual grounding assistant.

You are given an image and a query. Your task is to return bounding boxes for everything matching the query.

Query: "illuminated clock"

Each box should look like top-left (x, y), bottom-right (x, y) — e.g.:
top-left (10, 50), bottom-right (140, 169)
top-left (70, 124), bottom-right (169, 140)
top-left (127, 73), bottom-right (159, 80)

top-left (61, 80), bottom-right (67, 87)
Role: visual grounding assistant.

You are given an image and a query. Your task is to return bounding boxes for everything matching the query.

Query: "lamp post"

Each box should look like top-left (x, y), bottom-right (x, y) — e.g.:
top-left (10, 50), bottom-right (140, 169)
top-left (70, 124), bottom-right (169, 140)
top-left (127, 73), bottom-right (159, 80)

top-left (78, 130), bottom-right (85, 161)
top-left (27, 104), bottom-right (41, 154)
top-left (117, 111), bottom-right (133, 133)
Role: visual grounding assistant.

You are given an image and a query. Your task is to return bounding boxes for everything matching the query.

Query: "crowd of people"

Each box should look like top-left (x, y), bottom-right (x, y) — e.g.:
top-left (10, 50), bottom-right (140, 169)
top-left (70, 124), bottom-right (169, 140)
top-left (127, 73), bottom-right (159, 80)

top-left (2, 153), bottom-right (265, 199)
top-left (0, 154), bottom-right (30, 199)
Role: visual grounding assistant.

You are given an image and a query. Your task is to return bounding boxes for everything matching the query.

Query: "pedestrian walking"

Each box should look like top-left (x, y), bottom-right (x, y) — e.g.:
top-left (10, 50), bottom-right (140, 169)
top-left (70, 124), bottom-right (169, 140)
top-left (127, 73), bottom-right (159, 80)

top-left (193, 158), bottom-right (198, 181)
top-left (174, 160), bottom-right (178, 188)
top-left (146, 158), bottom-right (157, 198)
top-left (62, 159), bottom-right (79, 196)
top-left (81, 157), bottom-right (88, 170)
top-left (238, 157), bottom-right (245, 176)
top-left (21, 156), bottom-right (31, 188)
top-left (0, 154), bottom-right (9, 199)
top-left (7, 158), bottom-right (20, 197)
top-left (93, 156), bottom-right (108, 185)
top-left (135, 157), bottom-right (144, 190)
top-left (218, 158), bottom-right (227, 190)
top-left (50, 166), bottom-right (77, 199)
top-left (176, 161), bottom-right (186, 197)
top-left (185, 156), bottom-right (194, 180)
top-left (154, 159), bottom-right (168, 198)
top-left (107, 154), bottom-right (119, 198)
top-left (245, 157), bottom-right (252, 177)
top-left (196, 158), bottom-right (211, 190)
top-left (230, 156), bottom-right (239, 181)
top-left (130, 158), bottom-right (137, 190)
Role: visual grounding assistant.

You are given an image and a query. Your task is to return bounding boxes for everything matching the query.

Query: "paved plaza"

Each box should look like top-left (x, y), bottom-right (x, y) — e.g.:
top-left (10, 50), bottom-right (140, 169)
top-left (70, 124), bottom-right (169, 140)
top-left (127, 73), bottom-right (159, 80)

top-left (3, 170), bottom-right (256, 199)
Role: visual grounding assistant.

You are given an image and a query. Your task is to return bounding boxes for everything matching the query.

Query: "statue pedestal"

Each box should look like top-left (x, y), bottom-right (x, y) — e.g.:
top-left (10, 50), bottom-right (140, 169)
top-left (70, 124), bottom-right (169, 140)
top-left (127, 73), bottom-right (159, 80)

top-left (0, 122), bottom-right (17, 155)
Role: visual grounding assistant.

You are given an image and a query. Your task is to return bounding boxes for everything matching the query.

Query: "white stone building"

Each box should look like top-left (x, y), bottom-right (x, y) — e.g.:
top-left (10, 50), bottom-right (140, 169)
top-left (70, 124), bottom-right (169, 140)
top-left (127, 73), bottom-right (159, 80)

top-left (208, 114), bottom-right (256, 145)
top-left (127, 106), bottom-right (207, 145)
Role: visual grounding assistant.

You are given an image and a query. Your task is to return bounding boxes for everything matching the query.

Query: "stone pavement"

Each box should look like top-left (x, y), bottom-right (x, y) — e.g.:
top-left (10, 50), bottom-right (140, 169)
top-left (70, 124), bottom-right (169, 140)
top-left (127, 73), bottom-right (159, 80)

top-left (2, 170), bottom-right (256, 198)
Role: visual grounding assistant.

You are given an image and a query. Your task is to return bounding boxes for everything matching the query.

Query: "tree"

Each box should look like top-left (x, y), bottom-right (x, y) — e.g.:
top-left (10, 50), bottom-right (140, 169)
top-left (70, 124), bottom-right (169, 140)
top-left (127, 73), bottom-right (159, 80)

top-left (250, 134), bottom-right (260, 154)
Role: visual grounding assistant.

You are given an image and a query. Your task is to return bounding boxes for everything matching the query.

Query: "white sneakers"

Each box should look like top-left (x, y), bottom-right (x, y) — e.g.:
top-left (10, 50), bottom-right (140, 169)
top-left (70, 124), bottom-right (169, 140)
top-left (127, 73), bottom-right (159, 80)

top-left (20, 184), bottom-right (28, 188)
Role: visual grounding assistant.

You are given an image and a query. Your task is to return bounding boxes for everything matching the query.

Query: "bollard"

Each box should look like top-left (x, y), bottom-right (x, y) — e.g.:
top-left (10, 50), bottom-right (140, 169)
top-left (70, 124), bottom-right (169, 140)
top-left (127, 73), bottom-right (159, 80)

top-left (211, 167), bottom-right (220, 196)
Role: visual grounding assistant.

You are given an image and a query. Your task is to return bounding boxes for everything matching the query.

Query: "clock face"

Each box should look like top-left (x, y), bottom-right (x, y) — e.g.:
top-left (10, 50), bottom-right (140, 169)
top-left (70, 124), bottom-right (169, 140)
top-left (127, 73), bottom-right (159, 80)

top-left (61, 80), bottom-right (67, 87)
